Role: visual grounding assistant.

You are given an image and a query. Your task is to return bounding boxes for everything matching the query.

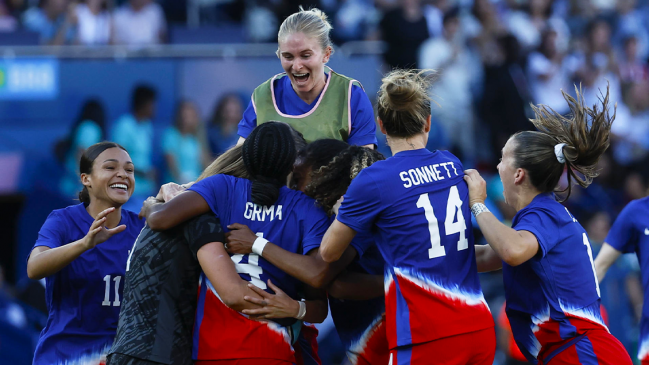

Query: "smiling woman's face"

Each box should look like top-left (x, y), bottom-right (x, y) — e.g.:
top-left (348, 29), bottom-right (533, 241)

top-left (83, 147), bottom-right (135, 206)
top-left (278, 32), bottom-right (331, 100)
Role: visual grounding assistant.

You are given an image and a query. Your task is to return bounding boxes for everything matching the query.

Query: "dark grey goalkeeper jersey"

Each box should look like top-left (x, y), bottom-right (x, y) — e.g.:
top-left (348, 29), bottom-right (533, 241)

top-left (108, 214), bottom-right (224, 365)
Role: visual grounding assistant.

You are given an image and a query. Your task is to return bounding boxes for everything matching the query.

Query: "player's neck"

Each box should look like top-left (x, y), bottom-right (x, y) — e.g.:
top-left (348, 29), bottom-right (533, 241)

top-left (512, 189), bottom-right (541, 212)
top-left (86, 201), bottom-right (123, 228)
top-left (387, 135), bottom-right (427, 155)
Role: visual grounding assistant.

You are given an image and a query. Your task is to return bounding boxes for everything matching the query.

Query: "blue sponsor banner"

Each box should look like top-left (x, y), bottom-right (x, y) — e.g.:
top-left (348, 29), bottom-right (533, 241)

top-left (0, 59), bottom-right (58, 99)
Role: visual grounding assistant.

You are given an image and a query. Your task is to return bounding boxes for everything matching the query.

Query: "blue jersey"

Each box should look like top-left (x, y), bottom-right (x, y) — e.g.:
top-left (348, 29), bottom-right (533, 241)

top-left (188, 174), bottom-right (331, 361)
top-left (337, 148), bottom-right (493, 349)
top-left (31, 204), bottom-right (144, 365)
top-left (505, 193), bottom-right (605, 362)
top-left (237, 73), bottom-right (377, 147)
top-left (605, 197), bottom-right (649, 361)
top-left (329, 231), bottom-right (385, 359)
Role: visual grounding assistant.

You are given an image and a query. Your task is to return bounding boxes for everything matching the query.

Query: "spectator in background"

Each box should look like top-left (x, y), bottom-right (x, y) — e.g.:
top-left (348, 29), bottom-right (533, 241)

top-left (112, 85), bottom-right (157, 207)
top-left (419, 7), bottom-right (480, 162)
top-left (74, 0), bottom-right (111, 45)
top-left (505, 0), bottom-right (570, 52)
top-left (571, 19), bottom-right (622, 107)
top-left (379, 0), bottom-right (429, 69)
top-left (618, 35), bottom-right (648, 84)
top-left (0, 0), bottom-right (17, 31)
top-left (464, 0), bottom-right (505, 65)
top-left (55, 99), bottom-right (106, 200)
top-left (615, 0), bottom-right (649, 62)
top-left (207, 93), bottom-right (243, 156)
top-left (22, 0), bottom-right (77, 45)
top-left (113, 0), bottom-right (166, 47)
top-left (480, 34), bottom-right (533, 165)
top-left (162, 100), bottom-right (209, 184)
top-left (528, 28), bottom-right (571, 114)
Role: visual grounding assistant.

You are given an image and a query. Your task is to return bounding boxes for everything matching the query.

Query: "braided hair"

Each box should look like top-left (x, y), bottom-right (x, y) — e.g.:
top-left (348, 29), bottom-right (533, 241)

top-left (242, 122), bottom-right (297, 206)
top-left (306, 146), bottom-right (385, 215)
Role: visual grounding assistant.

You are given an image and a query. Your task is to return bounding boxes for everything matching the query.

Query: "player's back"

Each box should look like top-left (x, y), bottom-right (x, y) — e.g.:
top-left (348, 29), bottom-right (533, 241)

top-left (505, 193), bottom-right (606, 360)
top-left (188, 174), bottom-right (330, 362)
top-left (338, 149), bottom-right (493, 348)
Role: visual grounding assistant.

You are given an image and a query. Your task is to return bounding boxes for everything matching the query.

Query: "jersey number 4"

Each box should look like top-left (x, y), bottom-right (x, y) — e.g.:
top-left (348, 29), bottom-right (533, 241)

top-left (231, 232), bottom-right (267, 290)
top-left (416, 186), bottom-right (469, 259)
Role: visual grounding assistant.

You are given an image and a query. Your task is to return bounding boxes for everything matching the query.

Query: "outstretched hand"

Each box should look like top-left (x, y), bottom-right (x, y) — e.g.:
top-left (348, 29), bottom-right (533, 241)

top-left (242, 279), bottom-right (300, 319)
top-left (83, 207), bottom-right (126, 250)
top-left (224, 223), bottom-right (257, 255)
top-left (463, 169), bottom-right (488, 207)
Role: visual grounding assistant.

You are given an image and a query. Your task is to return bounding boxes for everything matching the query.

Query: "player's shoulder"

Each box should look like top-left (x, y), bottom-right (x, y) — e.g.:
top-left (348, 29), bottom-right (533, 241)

top-left (51, 203), bottom-right (87, 222)
top-left (121, 208), bottom-right (145, 232)
top-left (514, 194), bottom-right (565, 224)
top-left (624, 197), bottom-right (649, 213)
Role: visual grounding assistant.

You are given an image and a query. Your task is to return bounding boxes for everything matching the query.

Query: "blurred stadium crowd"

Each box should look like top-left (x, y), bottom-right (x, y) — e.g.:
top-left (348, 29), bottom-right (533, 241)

top-left (1, 0), bottom-right (649, 364)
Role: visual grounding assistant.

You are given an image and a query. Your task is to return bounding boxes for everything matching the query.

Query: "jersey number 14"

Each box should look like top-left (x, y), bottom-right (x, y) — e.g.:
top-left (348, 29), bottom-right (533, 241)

top-left (416, 186), bottom-right (469, 259)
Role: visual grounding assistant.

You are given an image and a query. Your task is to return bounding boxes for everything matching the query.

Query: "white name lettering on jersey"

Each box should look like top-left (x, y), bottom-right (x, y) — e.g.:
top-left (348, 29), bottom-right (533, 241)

top-left (399, 162), bottom-right (459, 188)
top-left (244, 202), bottom-right (283, 221)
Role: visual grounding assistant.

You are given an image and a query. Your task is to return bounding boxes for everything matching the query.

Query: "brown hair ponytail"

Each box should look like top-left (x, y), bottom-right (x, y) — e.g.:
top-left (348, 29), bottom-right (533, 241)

top-left (512, 84), bottom-right (615, 201)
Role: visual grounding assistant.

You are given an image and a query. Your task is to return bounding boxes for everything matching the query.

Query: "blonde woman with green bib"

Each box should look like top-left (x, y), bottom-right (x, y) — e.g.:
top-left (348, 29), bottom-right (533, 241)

top-left (237, 7), bottom-right (377, 147)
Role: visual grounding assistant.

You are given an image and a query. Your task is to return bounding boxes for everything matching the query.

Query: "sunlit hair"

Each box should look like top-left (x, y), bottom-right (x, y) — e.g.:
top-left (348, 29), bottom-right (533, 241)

top-left (196, 144), bottom-right (248, 182)
top-left (377, 69), bottom-right (436, 138)
top-left (512, 84), bottom-right (615, 201)
top-left (306, 146), bottom-right (385, 215)
top-left (277, 7), bottom-right (334, 57)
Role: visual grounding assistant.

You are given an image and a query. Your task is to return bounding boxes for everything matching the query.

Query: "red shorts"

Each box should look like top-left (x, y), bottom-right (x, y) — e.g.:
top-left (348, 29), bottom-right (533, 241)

top-left (195, 360), bottom-right (292, 365)
top-left (355, 316), bottom-right (390, 365)
top-left (389, 327), bottom-right (496, 365)
top-left (294, 323), bottom-right (321, 365)
top-left (537, 329), bottom-right (632, 365)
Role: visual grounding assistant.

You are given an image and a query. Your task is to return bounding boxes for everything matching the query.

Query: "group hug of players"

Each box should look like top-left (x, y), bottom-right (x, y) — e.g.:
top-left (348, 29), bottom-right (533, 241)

top-left (26, 6), bottom-right (649, 365)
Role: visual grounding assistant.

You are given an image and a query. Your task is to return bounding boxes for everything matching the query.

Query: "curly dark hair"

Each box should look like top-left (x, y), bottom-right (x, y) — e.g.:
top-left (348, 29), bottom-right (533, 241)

top-left (306, 146), bottom-right (385, 215)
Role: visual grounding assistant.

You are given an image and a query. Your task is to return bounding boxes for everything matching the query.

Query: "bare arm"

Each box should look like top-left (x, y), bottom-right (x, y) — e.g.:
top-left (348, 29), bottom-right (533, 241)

top-left (320, 219), bottom-right (357, 263)
top-left (141, 191), bottom-right (210, 231)
top-left (27, 208), bottom-right (126, 280)
top-left (475, 244), bottom-right (503, 272)
top-left (225, 223), bottom-right (358, 288)
top-left (196, 242), bottom-right (264, 312)
top-left (327, 271), bottom-right (384, 300)
top-left (594, 243), bottom-right (622, 282)
top-left (464, 170), bottom-right (540, 266)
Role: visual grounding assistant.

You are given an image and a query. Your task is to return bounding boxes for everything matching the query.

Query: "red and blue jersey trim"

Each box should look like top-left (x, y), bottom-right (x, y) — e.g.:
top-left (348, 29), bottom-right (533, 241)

top-left (384, 267), bottom-right (493, 349)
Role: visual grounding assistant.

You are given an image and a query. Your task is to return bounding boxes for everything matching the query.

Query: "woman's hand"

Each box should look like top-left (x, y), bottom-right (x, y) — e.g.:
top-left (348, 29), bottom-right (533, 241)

top-left (224, 223), bottom-right (257, 254)
top-left (83, 207), bottom-right (126, 250)
top-left (463, 169), bottom-right (488, 206)
top-left (156, 182), bottom-right (187, 202)
top-left (139, 196), bottom-right (161, 219)
top-left (241, 280), bottom-right (300, 319)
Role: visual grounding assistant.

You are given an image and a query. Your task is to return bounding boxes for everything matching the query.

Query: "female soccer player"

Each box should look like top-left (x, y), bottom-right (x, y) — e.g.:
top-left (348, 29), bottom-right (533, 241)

top-left (27, 142), bottom-right (144, 365)
top-left (141, 122), bottom-right (329, 365)
top-left (225, 140), bottom-right (388, 365)
top-left (237, 7), bottom-right (377, 147)
top-left (463, 86), bottom-right (632, 364)
top-left (319, 69), bottom-right (496, 364)
top-left (595, 198), bottom-right (649, 364)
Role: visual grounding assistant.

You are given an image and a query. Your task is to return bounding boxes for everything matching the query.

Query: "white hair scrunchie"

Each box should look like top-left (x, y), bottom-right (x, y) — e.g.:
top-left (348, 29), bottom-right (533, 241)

top-left (554, 143), bottom-right (567, 164)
